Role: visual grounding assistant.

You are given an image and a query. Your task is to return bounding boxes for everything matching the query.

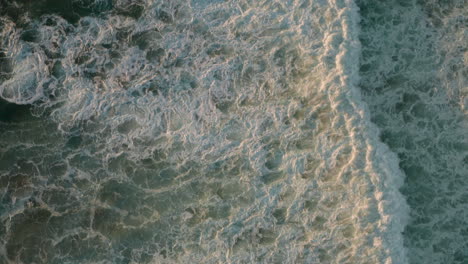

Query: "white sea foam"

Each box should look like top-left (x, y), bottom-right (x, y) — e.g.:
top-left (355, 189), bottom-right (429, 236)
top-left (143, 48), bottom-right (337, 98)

top-left (0, 0), bottom-right (412, 263)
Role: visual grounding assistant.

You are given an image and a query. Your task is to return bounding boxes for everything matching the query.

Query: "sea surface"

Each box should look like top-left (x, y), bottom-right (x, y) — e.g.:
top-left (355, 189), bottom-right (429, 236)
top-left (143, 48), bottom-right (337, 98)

top-left (0, 0), bottom-right (465, 263)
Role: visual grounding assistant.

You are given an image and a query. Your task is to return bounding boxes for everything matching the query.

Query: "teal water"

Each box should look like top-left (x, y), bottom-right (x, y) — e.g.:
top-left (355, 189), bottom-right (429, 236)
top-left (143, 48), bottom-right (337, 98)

top-left (358, 0), bottom-right (467, 262)
top-left (0, 0), bottom-right (466, 263)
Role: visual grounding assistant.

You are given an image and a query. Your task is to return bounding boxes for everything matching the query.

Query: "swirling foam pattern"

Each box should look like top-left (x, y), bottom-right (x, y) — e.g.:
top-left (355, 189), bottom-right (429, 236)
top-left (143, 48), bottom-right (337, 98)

top-left (2, 0), bottom-right (462, 263)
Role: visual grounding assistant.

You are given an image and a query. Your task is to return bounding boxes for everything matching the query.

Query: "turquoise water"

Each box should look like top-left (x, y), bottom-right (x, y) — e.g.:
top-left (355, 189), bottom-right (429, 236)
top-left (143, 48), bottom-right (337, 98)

top-left (0, 0), bottom-right (465, 263)
top-left (358, 0), bottom-right (467, 262)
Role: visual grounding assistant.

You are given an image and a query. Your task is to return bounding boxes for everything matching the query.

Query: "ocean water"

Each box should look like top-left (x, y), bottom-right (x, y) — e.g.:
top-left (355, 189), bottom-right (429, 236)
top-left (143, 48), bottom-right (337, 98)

top-left (0, 0), bottom-right (465, 263)
top-left (358, 0), bottom-right (467, 262)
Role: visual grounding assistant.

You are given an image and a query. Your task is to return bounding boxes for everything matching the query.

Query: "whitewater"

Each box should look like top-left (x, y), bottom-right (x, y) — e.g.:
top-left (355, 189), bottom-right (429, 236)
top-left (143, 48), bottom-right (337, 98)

top-left (0, 0), bottom-right (465, 263)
